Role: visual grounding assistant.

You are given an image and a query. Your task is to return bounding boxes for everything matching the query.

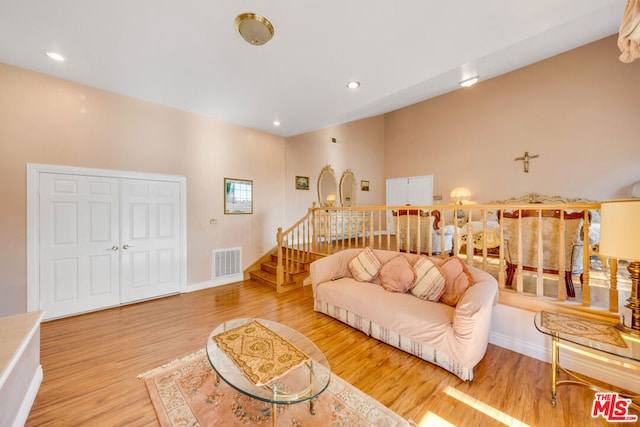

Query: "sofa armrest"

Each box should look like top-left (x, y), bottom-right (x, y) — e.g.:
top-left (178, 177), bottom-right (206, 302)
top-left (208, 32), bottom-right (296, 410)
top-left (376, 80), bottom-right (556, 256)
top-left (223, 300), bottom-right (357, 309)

top-left (450, 268), bottom-right (499, 366)
top-left (310, 248), bottom-right (360, 293)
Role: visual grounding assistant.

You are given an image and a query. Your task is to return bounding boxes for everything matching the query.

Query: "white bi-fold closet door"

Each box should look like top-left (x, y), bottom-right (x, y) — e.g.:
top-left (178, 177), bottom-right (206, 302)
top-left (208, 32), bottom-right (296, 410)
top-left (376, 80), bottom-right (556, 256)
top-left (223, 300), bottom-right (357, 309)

top-left (28, 164), bottom-right (186, 320)
top-left (386, 175), bottom-right (433, 234)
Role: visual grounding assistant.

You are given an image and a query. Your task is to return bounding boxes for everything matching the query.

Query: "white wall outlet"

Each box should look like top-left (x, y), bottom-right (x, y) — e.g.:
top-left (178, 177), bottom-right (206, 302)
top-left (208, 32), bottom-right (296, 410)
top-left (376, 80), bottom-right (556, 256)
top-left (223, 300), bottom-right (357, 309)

top-left (210, 218), bottom-right (218, 224)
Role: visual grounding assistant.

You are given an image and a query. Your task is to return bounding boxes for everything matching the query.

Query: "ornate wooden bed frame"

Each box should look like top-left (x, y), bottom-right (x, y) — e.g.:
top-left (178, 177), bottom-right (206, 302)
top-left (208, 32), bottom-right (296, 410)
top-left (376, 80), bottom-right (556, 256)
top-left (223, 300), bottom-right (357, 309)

top-left (491, 193), bottom-right (598, 298)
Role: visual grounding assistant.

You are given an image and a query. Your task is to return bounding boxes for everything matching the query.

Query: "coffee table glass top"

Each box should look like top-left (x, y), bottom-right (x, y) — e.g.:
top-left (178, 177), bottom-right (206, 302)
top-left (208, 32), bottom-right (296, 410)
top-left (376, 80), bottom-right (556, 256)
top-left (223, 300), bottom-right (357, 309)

top-left (206, 318), bottom-right (330, 404)
top-left (534, 311), bottom-right (640, 363)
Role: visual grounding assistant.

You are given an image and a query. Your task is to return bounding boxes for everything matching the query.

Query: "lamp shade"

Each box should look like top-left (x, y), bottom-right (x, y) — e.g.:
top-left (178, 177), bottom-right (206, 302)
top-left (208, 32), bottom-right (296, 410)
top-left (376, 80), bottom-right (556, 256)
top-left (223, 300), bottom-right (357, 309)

top-left (599, 199), bottom-right (640, 261)
top-left (450, 187), bottom-right (472, 203)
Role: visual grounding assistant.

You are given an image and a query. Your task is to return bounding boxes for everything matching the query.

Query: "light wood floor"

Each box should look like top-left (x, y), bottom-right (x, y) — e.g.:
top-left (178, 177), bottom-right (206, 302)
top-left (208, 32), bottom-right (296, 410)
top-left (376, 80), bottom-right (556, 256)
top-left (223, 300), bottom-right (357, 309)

top-left (26, 280), bottom-right (637, 426)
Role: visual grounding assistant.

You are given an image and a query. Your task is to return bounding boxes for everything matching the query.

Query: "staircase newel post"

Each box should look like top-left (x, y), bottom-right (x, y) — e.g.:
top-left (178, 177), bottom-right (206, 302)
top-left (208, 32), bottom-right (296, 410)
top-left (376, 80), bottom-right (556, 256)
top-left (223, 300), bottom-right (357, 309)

top-left (276, 227), bottom-right (284, 293)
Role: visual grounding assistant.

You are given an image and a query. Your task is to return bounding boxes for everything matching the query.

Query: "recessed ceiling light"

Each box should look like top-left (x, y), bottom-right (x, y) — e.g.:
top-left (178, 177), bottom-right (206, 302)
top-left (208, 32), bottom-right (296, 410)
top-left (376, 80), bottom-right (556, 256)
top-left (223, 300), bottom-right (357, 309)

top-left (273, 120), bottom-right (281, 126)
top-left (459, 76), bottom-right (479, 88)
top-left (45, 51), bottom-right (66, 62)
top-left (346, 81), bottom-right (360, 89)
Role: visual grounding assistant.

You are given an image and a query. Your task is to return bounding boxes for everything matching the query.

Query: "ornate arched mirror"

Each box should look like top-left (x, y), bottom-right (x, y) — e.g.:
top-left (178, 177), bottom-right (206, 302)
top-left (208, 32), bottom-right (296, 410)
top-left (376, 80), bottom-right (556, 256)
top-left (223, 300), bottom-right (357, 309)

top-left (317, 165), bottom-right (339, 207)
top-left (340, 169), bottom-right (357, 207)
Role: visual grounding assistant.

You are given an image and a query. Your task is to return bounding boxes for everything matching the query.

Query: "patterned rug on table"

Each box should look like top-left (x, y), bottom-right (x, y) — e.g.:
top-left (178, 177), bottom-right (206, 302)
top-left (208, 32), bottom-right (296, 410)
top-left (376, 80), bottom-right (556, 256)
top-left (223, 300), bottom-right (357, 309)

top-left (138, 349), bottom-right (410, 427)
top-left (540, 311), bottom-right (627, 348)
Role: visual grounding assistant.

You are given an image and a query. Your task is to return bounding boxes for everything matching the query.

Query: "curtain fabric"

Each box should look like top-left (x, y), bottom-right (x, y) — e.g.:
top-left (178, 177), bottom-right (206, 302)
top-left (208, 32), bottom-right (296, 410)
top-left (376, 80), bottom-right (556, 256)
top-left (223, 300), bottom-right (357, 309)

top-left (619, 0), bottom-right (640, 63)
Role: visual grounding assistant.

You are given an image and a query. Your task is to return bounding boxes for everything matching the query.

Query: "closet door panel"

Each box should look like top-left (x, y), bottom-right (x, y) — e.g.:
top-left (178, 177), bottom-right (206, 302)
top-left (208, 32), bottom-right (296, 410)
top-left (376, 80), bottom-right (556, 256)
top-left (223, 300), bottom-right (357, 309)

top-left (39, 174), bottom-right (120, 319)
top-left (120, 179), bottom-right (181, 303)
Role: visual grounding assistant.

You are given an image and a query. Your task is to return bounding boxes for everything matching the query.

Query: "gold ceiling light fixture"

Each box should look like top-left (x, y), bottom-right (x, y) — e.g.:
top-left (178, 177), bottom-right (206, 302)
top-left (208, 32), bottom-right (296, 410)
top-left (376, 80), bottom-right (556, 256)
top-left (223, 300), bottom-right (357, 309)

top-left (234, 13), bottom-right (274, 46)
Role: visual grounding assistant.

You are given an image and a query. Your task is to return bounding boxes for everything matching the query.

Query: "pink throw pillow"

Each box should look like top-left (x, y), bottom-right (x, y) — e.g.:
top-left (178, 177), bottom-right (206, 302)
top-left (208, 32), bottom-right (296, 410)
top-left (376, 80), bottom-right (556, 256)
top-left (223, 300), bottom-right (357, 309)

top-left (379, 255), bottom-right (415, 293)
top-left (439, 256), bottom-right (474, 306)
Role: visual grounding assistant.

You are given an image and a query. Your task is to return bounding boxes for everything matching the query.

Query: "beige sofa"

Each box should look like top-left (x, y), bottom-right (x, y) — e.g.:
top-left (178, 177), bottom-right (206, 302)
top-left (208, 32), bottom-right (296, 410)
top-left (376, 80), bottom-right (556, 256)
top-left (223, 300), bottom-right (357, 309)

top-left (310, 248), bottom-right (499, 381)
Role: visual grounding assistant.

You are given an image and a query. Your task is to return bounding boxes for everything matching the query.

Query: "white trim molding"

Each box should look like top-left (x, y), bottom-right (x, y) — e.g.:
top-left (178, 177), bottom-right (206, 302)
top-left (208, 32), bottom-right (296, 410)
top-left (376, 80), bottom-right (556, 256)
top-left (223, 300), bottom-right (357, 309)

top-left (490, 304), bottom-right (640, 395)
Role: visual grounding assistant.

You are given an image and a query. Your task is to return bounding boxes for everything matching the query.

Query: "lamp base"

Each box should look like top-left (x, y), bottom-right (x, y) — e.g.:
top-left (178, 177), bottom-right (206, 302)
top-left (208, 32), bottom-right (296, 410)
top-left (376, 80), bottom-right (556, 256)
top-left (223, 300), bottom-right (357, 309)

top-left (623, 261), bottom-right (640, 334)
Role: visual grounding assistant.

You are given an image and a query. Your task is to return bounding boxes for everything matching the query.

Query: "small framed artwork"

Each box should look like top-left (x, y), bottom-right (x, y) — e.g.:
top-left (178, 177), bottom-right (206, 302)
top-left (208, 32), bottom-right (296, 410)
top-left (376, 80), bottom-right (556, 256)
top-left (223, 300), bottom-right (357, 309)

top-left (361, 180), bottom-right (370, 191)
top-left (224, 178), bottom-right (253, 214)
top-left (295, 176), bottom-right (309, 190)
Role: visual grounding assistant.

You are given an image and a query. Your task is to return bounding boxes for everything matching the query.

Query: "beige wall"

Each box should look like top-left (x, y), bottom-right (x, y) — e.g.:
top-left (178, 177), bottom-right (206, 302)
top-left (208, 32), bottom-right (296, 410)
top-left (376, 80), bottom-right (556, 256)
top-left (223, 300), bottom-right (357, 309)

top-left (2, 35), bottom-right (639, 316)
top-left (284, 117), bottom-right (386, 223)
top-left (0, 63), bottom-right (286, 316)
top-left (384, 35), bottom-right (640, 203)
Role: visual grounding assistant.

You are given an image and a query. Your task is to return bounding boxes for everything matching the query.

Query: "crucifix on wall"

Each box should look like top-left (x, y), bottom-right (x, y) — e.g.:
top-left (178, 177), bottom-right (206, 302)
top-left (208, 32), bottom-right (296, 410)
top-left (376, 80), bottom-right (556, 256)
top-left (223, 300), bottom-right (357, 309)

top-left (514, 151), bottom-right (539, 173)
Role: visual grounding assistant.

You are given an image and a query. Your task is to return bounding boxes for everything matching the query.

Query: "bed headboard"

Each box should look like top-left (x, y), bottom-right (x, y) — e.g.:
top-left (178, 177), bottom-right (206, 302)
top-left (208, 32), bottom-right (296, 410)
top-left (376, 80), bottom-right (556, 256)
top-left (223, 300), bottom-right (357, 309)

top-left (488, 193), bottom-right (597, 205)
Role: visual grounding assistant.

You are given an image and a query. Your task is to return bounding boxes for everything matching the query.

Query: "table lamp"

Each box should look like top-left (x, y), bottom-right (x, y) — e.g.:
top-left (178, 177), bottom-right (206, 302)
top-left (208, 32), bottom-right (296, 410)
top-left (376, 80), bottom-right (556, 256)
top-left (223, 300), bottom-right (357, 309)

top-left (326, 194), bottom-right (336, 207)
top-left (450, 187), bottom-right (472, 204)
top-left (599, 199), bottom-right (640, 334)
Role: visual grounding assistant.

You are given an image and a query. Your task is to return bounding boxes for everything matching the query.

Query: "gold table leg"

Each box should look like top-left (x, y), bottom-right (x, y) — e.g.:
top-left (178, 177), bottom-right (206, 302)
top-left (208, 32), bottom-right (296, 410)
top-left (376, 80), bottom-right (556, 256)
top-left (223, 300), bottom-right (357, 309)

top-left (272, 384), bottom-right (278, 427)
top-left (551, 335), bottom-right (558, 406)
top-left (271, 403), bottom-right (277, 427)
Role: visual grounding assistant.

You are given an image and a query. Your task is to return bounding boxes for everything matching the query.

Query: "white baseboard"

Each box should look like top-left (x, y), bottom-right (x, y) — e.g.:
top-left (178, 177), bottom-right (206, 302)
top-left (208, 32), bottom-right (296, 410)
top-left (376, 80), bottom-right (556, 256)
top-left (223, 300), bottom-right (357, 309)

top-left (12, 365), bottom-right (42, 427)
top-left (489, 330), bottom-right (547, 362)
top-left (490, 313), bottom-right (640, 394)
top-left (187, 275), bottom-right (243, 293)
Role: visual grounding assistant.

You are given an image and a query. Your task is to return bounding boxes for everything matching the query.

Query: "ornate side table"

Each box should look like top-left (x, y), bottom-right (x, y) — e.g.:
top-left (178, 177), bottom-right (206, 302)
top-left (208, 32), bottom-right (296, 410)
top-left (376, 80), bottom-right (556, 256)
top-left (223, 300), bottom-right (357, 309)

top-left (534, 311), bottom-right (640, 409)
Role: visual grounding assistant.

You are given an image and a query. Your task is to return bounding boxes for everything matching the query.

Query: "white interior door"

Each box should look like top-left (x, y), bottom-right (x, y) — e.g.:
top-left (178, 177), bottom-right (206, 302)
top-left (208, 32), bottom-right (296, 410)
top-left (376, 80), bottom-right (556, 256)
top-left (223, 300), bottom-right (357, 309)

top-left (407, 176), bottom-right (433, 206)
top-left (119, 179), bottom-right (181, 303)
top-left (31, 165), bottom-right (186, 320)
top-left (386, 175), bottom-right (433, 234)
top-left (39, 173), bottom-right (120, 319)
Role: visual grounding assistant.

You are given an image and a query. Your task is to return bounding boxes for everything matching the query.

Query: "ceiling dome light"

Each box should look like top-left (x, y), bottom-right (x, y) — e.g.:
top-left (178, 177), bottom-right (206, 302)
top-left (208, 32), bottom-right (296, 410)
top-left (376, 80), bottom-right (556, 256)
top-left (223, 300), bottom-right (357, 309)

top-left (346, 81), bottom-right (360, 89)
top-left (273, 120), bottom-right (281, 126)
top-left (46, 51), bottom-right (66, 62)
top-left (459, 76), bottom-right (479, 88)
top-left (235, 13), bottom-right (274, 46)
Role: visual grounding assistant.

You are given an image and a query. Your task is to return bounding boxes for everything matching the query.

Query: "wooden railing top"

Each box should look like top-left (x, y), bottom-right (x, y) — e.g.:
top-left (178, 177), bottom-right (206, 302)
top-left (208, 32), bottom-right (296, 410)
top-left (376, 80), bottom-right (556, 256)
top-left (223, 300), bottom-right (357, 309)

top-left (311, 202), bottom-right (601, 209)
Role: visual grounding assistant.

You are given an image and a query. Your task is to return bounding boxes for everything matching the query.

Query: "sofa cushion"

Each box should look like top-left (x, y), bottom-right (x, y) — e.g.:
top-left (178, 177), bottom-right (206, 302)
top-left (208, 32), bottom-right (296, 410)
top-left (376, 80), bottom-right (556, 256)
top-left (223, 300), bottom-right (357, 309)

top-left (348, 247), bottom-right (382, 282)
top-left (379, 255), bottom-right (415, 293)
top-left (439, 256), bottom-right (474, 306)
top-left (410, 256), bottom-right (446, 301)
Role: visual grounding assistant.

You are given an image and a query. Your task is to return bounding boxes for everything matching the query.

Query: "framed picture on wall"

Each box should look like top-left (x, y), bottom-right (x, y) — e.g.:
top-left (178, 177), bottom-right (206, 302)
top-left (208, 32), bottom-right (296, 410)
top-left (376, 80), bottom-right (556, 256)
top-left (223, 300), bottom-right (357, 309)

top-left (295, 176), bottom-right (309, 190)
top-left (224, 178), bottom-right (253, 214)
top-left (361, 180), bottom-right (370, 191)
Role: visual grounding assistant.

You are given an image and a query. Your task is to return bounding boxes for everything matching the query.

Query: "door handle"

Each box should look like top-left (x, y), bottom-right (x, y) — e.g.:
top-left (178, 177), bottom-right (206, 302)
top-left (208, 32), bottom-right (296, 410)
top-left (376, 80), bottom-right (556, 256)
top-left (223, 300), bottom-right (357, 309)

top-left (107, 245), bottom-right (119, 251)
top-left (122, 244), bottom-right (135, 250)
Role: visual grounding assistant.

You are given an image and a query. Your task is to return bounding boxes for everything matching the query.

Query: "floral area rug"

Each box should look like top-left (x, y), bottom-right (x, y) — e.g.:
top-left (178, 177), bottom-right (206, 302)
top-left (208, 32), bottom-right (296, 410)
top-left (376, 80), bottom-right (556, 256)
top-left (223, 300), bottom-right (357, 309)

top-left (138, 349), bottom-right (410, 427)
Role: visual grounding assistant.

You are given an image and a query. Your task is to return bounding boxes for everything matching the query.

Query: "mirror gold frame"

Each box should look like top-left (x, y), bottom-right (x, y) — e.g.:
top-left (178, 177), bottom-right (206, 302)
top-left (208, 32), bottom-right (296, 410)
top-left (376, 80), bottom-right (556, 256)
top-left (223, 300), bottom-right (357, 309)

top-left (340, 169), bottom-right (357, 207)
top-left (317, 165), bottom-right (339, 207)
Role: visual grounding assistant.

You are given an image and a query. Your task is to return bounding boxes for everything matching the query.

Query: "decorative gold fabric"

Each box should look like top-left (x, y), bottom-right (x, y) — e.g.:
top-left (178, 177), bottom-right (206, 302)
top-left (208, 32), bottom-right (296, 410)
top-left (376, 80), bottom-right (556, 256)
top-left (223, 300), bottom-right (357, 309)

top-left (619, 0), bottom-right (640, 63)
top-left (213, 320), bottom-right (309, 386)
top-left (541, 311), bottom-right (627, 348)
top-left (501, 215), bottom-right (583, 272)
top-left (394, 213), bottom-right (451, 253)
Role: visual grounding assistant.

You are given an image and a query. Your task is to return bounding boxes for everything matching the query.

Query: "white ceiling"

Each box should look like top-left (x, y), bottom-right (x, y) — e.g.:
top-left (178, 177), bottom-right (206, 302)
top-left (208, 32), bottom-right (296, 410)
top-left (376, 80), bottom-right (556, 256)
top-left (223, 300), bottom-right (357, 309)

top-left (0, 1), bottom-right (624, 137)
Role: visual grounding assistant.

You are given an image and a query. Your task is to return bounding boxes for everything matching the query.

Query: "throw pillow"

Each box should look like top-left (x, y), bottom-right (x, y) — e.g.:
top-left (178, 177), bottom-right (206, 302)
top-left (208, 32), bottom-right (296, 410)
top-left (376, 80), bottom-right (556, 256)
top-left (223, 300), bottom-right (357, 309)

top-left (410, 256), bottom-right (446, 301)
top-left (348, 247), bottom-right (382, 282)
top-left (379, 255), bottom-right (415, 293)
top-left (439, 256), bottom-right (475, 306)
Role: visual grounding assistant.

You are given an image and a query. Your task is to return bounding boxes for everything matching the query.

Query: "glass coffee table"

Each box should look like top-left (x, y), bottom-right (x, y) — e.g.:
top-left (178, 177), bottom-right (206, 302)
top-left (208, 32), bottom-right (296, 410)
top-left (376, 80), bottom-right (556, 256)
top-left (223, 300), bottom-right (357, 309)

top-left (206, 318), bottom-right (330, 427)
top-left (534, 311), bottom-right (640, 409)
